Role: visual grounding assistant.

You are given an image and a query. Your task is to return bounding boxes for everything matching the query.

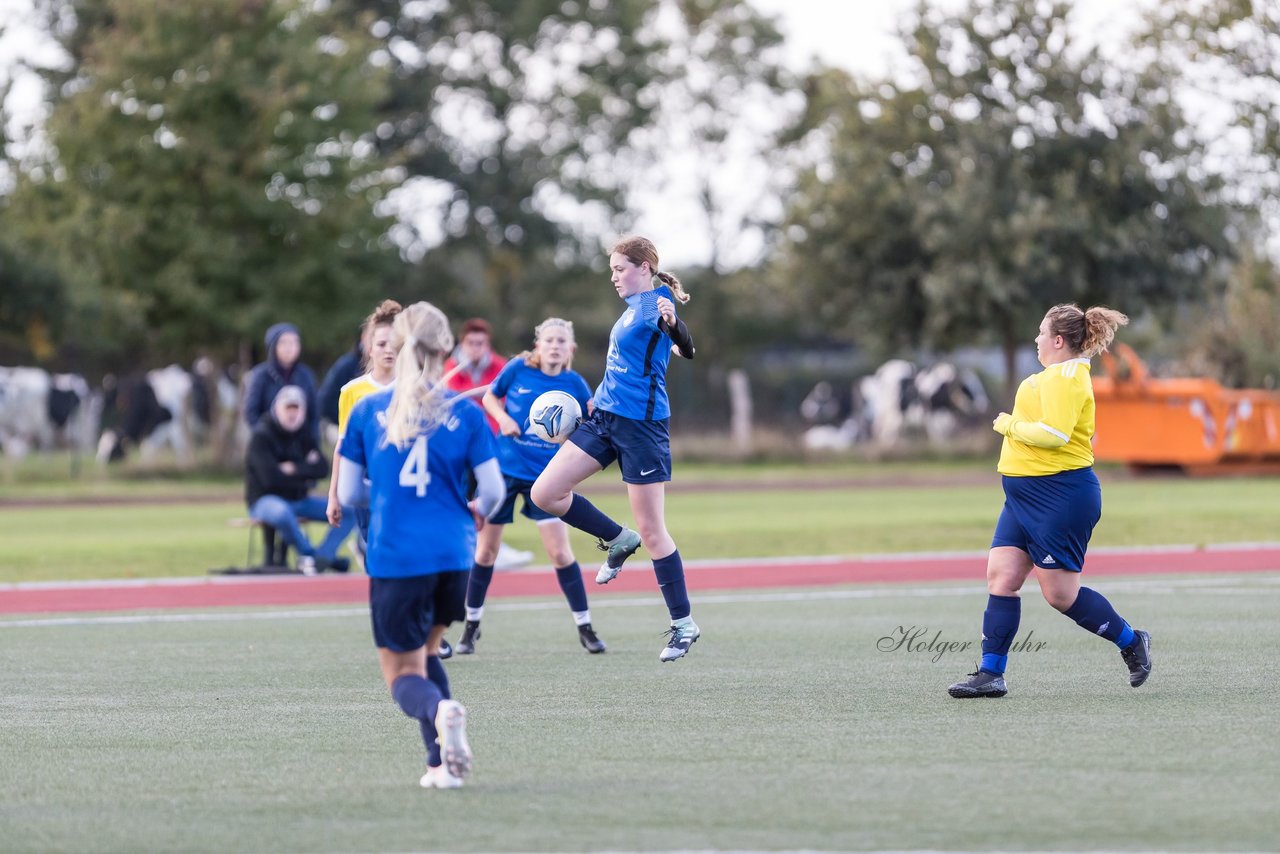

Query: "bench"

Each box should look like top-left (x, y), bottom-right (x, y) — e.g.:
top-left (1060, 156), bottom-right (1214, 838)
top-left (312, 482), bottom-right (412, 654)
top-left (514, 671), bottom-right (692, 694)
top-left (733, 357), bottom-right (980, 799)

top-left (219, 517), bottom-right (299, 574)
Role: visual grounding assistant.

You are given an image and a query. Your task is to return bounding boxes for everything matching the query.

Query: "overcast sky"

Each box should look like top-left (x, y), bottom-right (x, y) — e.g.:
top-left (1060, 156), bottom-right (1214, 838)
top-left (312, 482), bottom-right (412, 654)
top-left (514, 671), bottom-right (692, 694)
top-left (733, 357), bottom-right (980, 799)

top-left (0, 0), bottom-right (1180, 268)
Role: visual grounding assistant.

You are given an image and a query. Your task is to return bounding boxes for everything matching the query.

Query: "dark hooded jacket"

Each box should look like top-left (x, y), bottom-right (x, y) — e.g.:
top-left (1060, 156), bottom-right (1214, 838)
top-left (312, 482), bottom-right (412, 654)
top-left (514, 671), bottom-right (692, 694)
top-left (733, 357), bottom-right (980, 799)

top-left (244, 410), bottom-right (329, 506)
top-left (243, 323), bottom-right (320, 442)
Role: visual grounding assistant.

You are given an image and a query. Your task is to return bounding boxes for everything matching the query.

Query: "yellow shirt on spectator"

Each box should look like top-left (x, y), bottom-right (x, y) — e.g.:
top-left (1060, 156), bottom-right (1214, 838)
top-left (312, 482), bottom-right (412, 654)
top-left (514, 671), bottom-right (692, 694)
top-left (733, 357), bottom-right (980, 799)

top-left (996, 358), bottom-right (1095, 477)
top-left (337, 374), bottom-right (393, 438)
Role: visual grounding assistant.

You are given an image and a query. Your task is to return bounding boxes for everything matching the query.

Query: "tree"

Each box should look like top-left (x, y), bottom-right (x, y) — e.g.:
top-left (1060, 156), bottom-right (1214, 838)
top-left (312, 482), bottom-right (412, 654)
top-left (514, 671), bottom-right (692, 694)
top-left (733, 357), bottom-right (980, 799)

top-left (1136, 0), bottom-right (1280, 256)
top-left (337, 0), bottom-right (798, 354)
top-left (0, 240), bottom-right (66, 362)
top-left (779, 0), bottom-right (1232, 393)
top-left (5, 0), bottom-right (400, 368)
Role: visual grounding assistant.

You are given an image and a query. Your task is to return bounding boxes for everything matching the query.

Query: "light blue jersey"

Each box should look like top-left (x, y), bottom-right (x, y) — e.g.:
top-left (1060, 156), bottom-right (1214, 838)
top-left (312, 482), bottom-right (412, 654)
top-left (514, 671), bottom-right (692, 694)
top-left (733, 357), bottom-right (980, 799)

top-left (489, 360), bottom-right (593, 482)
top-left (341, 387), bottom-right (497, 578)
top-left (593, 285), bottom-right (675, 421)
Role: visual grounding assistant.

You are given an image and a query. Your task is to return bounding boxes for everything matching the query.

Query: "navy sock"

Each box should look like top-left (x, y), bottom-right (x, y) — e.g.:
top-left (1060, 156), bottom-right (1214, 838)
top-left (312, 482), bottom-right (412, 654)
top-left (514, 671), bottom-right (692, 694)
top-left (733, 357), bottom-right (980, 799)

top-left (653, 550), bottom-right (691, 621)
top-left (426, 655), bottom-right (451, 700)
top-left (391, 674), bottom-right (443, 761)
top-left (1063, 586), bottom-right (1134, 648)
top-left (420, 718), bottom-right (442, 768)
top-left (560, 493), bottom-right (623, 542)
top-left (466, 562), bottom-right (495, 610)
top-left (980, 594), bottom-right (1021, 674)
top-left (555, 562), bottom-right (589, 613)
top-left (391, 674), bottom-right (441, 721)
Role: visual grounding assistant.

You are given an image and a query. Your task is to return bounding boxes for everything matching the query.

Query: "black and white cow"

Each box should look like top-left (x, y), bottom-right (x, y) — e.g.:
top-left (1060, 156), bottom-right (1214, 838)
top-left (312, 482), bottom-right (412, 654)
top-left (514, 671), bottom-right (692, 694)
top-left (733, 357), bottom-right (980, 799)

top-left (803, 359), bottom-right (990, 450)
top-left (0, 366), bottom-right (98, 459)
top-left (96, 363), bottom-right (220, 463)
top-left (908, 362), bottom-right (990, 444)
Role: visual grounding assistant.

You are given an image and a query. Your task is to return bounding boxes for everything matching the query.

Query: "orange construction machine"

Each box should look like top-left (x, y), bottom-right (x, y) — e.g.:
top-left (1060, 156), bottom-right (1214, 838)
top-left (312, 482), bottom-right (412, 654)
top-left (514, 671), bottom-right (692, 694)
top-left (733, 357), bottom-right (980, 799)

top-left (1092, 344), bottom-right (1280, 474)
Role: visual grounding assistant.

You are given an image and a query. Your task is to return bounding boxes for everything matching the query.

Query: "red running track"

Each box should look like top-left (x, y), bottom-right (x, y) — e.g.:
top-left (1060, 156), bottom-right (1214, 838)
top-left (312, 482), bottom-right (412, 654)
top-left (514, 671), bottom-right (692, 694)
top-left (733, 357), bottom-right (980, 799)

top-left (3, 545), bottom-right (1278, 615)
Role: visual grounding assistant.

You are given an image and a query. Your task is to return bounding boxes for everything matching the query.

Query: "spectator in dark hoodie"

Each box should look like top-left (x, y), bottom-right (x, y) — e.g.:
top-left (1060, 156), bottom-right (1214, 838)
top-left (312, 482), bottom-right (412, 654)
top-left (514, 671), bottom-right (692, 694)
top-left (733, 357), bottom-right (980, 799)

top-left (244, 322), bottom-right (321, 443)
top-left (245, 385), bottom-right (354, 574)
top-left (318, 331), bottom-right (364, 431)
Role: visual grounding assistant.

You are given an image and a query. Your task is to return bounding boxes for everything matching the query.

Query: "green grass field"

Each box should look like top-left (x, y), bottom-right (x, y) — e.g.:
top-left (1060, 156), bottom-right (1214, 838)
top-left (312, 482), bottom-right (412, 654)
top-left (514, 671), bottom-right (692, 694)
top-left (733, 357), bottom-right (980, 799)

top-left (2, 468), bottom-right (1278, 582)
top-left (3, 575), bottom-right (1278, 852)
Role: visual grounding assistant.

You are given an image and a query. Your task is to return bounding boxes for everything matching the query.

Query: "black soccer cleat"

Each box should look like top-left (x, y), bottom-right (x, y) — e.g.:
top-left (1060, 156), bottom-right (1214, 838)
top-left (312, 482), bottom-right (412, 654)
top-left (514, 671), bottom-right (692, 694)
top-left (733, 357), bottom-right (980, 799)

top-left (1121, 629), bottom-right (1152, 687)
top-left (948, 667), bottom-right (1008, 699)
top-left (436, 637), bottom-right (453, 660)
top-left (455, 620), bottom-right (481, 655)
top-left (577, 623), bottom-right (607, 654)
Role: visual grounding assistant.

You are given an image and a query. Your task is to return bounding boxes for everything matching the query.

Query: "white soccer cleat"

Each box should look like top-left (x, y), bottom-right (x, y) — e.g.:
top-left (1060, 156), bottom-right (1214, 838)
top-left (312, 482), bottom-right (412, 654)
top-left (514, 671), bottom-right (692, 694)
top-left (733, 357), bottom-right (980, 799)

top-left (434, 699), bottom-right (472, 780)
top-left (419, 764), bottom-right (464, 789)
top-left (659, 619), bottom-right (701, 662)
top-left (494, 542), bottom-right (534, 570)
top-left (595, 528), bottom-right (642, 584)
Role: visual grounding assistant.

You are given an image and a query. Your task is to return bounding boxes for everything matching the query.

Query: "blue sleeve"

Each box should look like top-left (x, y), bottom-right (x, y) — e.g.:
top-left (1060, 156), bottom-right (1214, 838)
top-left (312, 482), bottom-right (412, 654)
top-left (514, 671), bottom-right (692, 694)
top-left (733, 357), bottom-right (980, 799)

top-left (340, 402), bottom-right (368, 468)
top-left (570, 373), bottom-right (593, 412)
top-left (466, 407), bottom-right (498, 468)
top-left (636, 290), bottom-right (663, 328)
top-left (489, 360), bottom-right (519, 398)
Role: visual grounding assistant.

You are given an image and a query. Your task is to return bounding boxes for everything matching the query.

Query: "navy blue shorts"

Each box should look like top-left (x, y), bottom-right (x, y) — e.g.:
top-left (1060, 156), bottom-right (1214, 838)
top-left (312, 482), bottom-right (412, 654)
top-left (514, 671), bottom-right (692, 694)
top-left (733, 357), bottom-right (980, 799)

top-left (491, 477), bottom-right (556, 525)
top-left (991, 466), bottom-right (1101, 572)
top-left (368, 570), bottom-right (467, 652)
top-left (568, 409), bottom-right (671, 485)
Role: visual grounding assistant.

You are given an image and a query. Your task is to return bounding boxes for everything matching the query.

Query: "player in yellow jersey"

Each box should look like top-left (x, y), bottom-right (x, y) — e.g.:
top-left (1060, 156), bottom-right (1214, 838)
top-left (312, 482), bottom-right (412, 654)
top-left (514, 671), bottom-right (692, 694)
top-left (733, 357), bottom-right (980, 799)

top-left (948, 304), bottom-right (1152, 699)
top-left (327, 299), bottom-right (402, 543)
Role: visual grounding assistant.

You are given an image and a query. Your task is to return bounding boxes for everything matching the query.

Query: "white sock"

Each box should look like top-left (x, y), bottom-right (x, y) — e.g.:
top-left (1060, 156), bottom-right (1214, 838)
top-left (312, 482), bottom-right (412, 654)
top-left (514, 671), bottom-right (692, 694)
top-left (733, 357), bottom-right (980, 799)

top-left (466, 607), bottom-right (484, 622)
top-left (572, 610), bottom-right (591, 627)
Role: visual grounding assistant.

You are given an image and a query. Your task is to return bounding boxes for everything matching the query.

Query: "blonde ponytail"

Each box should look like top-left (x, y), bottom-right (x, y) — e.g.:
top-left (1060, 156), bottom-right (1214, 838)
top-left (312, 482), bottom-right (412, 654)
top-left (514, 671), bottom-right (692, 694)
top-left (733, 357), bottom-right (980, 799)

top-left (654, 271), bottom-right (690, 304)
top-left (1081, 306), bottom-right (1129, 358)
top-left (383, 302), bottom-right (455, 450)
top-left (1045, 303), bottom-right (1129, 358)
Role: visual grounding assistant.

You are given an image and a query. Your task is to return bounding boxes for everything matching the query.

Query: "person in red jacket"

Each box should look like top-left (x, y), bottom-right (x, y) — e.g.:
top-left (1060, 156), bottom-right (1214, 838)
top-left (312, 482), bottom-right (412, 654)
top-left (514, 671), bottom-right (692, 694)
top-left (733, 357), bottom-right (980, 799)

top-left (442, 318), bottom-right (532, 571)
top-left (443, 318), bottom-right (508, 433)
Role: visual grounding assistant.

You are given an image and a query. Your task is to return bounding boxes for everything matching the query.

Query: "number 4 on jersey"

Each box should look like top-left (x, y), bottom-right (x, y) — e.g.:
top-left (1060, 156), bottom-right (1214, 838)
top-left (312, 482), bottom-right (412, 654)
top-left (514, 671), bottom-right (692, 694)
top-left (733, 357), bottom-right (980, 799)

top-left (398, 434), bottom-right (431, 497)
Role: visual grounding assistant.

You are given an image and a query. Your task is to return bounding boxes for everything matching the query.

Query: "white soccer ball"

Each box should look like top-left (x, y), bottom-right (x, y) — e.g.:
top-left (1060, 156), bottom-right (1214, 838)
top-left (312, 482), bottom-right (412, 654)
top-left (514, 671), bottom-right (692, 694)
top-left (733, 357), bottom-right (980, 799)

top-left (527, 390), bottom-right (582, 444)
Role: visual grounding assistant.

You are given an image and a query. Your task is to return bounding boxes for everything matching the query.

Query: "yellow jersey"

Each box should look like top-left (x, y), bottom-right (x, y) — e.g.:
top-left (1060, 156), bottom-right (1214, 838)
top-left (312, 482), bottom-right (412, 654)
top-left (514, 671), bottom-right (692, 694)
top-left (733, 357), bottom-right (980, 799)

top-left (337, 374), bottom-right (393, 438)
top-left (996, 358), bottom-right (1095, 477)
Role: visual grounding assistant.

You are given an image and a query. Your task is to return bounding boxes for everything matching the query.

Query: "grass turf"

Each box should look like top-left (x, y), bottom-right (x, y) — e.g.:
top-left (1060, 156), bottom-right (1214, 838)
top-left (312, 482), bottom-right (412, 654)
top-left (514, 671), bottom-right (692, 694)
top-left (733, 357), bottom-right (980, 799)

top-left (1, 471), bottom-right (1278, 582)
top-left (2, 574), bottom-right (1278, 852)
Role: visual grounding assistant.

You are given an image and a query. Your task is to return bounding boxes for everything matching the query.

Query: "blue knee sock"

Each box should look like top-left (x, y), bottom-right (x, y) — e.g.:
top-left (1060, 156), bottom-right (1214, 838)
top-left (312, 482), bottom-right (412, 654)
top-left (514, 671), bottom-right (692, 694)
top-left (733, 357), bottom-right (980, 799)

top-left (391, 675), bottom-right (443, 761)
top-left (1063, 586), bottom-right (1135, 648)
top-left (560, 493), bottom-right (623, 542)
top-left (422, 661), bottom-right (450, 768)
top-left (466, 562), bottom-right (495, 610)
top-left (419, 718), bottom-right (442, 768)
top-left (426, 655), bottom-right (451, 701)
top-left (980, 594), bottom-right (1021, 674)
top-left (653, 551), bottom-right (690, 621)
top-left (391, 674), bottom-right (441, 721)
top-left (555, 562), bottom-right (589, 613)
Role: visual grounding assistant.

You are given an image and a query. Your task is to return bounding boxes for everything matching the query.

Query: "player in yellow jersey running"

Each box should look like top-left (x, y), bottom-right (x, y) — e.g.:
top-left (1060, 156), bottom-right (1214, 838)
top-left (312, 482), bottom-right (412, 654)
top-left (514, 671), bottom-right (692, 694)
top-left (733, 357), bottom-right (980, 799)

top-left (948, 303), bottom-right (1152, 699)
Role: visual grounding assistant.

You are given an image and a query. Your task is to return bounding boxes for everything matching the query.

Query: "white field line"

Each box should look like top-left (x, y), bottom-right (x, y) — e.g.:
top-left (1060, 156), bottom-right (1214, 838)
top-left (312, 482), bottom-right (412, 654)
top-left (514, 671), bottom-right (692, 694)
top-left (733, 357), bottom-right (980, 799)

top-left (2, 574), bottom-right (1277, 630)
top-left (3, 540), bottom-right (1279, 592)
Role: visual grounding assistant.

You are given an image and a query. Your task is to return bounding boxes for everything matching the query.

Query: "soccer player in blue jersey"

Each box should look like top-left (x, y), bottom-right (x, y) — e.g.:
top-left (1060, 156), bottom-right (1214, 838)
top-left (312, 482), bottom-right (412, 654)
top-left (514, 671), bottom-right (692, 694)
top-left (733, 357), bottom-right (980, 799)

top-left (948, 304), bottom-right (1153, 699)
top-left (455, 317), bottom-right (606, 655)
top-left (531, 236), bottom-right (700, 662)
top-left (337, 302), bottom-right (503, 788)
